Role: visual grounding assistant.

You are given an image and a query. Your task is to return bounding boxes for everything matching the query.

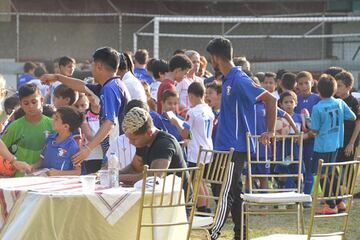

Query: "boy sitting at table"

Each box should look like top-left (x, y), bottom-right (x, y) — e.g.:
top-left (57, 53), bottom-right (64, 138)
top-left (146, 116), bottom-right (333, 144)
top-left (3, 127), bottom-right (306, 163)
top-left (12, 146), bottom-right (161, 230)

top-left (38, 106), bottom-right (83, 176)
top-left (2, 84), bottom-right (53, 177)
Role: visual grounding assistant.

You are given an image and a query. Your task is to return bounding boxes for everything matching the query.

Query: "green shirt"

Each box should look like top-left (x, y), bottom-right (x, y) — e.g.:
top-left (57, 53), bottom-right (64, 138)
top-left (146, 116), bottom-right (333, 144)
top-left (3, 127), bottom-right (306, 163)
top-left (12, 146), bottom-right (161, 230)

top-left (2, 115), bottom-right (53, 177)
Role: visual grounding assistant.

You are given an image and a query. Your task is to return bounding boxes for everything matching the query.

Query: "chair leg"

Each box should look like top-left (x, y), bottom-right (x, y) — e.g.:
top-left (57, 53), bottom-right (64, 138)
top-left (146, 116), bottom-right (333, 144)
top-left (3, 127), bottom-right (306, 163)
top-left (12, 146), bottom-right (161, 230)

top-left (300, 203), bottom-right (305, 234)
top-left (241, 202), bottom-right (245, 240)
top-left (297, 203), bottom-right (301, 234)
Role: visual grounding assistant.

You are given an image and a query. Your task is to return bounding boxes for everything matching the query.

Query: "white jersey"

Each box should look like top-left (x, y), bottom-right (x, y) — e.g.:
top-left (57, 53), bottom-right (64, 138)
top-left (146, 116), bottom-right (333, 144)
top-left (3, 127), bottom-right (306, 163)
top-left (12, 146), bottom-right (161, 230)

top-left (122, 71), bottom-right (147, 103)
top-left (106, 134), bottom-right (136, 169)
top-left (186, 103), bottom-right (214, 164)
top-left (150, 80), bottom-right (161, 102)
top-left (176, 76), bottom-right (204, 110)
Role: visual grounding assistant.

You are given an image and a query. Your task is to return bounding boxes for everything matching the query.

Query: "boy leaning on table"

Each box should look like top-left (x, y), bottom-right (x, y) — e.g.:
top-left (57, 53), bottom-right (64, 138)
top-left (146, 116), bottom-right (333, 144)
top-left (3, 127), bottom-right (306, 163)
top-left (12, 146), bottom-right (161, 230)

top-left (1, 84), bottom-right (53, 177)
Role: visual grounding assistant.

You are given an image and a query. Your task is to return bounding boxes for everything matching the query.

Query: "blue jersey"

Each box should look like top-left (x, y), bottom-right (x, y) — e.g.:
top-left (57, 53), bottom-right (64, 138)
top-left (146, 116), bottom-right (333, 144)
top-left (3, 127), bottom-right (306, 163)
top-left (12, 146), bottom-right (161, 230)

top-left (253, 103), bottom-right (286, 159)
top-left (161, 113), bottom-right (183, 142)
top-left (41, 134), bottom-right (79, 170)
top-left (215, 67), bottom-right (266, 152)
top-left (276, 113), bottom-right (302, 160)
top-left (134, 67), bottom-right (155, 85)
top-left (86, 77), bottom-right (129, 135)
top-left (294, 93), bottom-right (320, 114)
top-left (150, 110), bottom-right (166, 130)
top-left (311, 97), bottom-right (356, 152)
top-left (17, 73), bottom-right (34, 89)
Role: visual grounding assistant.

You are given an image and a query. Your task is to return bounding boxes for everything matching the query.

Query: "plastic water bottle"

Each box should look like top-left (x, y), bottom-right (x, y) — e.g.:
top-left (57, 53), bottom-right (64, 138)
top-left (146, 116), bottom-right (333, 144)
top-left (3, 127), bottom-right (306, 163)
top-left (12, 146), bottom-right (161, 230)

top-left (108, 153), bottom-right (120, 188)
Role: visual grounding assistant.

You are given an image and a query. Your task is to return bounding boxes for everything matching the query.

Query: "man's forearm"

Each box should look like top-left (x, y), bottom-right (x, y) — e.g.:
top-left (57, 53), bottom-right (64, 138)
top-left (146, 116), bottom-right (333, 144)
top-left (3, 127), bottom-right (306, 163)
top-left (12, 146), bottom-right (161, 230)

top-left (349, 120), bottom-right (360, 145)
top-left (87, 120), bottom-right (114, 150)
top-left (264, 95), bottom-right (277, 132)
top-left (56, 74), bottom-right (86, 93)
top-left (119, 173), bottom-right (144, 185)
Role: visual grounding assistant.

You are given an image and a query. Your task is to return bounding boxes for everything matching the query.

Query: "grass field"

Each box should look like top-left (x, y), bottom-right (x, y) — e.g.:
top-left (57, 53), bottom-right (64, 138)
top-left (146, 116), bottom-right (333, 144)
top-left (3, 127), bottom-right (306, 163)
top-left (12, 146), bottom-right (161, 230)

top-left (192, 176), bottom-right (360, 240)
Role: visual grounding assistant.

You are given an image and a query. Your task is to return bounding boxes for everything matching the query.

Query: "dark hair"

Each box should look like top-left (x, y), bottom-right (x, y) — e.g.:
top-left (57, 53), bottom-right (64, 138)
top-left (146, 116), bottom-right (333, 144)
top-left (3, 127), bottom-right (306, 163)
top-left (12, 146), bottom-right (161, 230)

top-left (281, 72), bottom-right (297, 91)
top-left (317, 74), bottom-right (337, 98)
top-left (92, 47), bottom-right (119, 72)
top-left (53, 84), bottom-right (78, 105)
top-left (124, 99), bottom-right (149, 115)
top-left (233, 56), bottom-right (249, 68)
top-left (151, 59), bottom-right (169, 79)
top-left (335, 71), bottom-right (354, 88)
top-left (146, 58), bottom-right (156, 72)
top-left (324, 66), bottom-right (345, 78)
top-left (56, 106), bottom-right (84, 132)
top-left (296, 71), bottom-right (313, 82)
top-left (206, 81), bottom-right (222, 94)
top-left (279, 90), bottom-right (297, 104)
top-left (4, 95), bottom-right (19, 114)
top-left (255, 72), bottom-right (265, 83)
top-left (276, 69), bottom-right (287, 81)
top-left (14, 108), bottom-right (25, 120)
top-left (58, 56), bottom-right (75, 67)
top-left (206, 37), bottom-right (233, 60)
top-left (34, 66), bottom-right (47, 78)
top-left (23, 62), bottom-right (37, 73)
top-left (162, 90), bottom-right (178, 102)
top-left (168, 54), bottom-right (193, 72)
top-left (42, 104), bottom-right (56, 117)
top-left (18, 83), bottom-right (41, 100)
top-left (123, 52), bottom-right (134, 74)
top-left (173, 49), bottom-right (186, 55)
top-left (134, 49), bottom-right (149, 65)
top-left (264, 72), bottom-right (276, 80)
top-left (188, 82), bottom-right (205, 98)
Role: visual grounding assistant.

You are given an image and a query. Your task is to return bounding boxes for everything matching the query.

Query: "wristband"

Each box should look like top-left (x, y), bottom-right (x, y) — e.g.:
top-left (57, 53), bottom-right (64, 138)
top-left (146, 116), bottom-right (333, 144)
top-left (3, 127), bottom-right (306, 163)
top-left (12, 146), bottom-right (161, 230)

top-left (182, 122), bottom-right (190, 130)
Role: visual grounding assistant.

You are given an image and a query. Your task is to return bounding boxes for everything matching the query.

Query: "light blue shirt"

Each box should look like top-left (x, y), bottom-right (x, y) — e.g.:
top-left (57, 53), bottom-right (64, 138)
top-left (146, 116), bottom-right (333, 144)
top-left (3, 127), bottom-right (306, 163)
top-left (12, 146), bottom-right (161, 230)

top-left (311, 97), bottom-right (356, 152)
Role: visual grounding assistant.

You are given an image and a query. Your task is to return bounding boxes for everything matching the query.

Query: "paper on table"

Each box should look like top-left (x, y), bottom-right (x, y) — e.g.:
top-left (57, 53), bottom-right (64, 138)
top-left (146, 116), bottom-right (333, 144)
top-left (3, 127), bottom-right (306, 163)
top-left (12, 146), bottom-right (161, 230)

top-left (27, 168), bottom-right (49, 176)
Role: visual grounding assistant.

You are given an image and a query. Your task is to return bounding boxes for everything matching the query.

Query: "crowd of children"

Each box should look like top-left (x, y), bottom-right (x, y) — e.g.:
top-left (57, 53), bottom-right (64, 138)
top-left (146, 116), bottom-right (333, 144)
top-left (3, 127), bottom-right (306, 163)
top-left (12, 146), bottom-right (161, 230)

top-left (0, 43), bottom-right (359, 239)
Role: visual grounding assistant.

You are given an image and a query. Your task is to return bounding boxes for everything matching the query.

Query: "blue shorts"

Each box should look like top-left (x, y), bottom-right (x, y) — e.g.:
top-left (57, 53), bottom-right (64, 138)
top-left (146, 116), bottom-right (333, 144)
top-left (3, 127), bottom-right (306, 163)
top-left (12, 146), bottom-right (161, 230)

top-left (243, 159), bottom-right (270, 175)
top-left (312, 151), bottom-right (338, 174)
top-left (303, 139), bottom-right (314, 161)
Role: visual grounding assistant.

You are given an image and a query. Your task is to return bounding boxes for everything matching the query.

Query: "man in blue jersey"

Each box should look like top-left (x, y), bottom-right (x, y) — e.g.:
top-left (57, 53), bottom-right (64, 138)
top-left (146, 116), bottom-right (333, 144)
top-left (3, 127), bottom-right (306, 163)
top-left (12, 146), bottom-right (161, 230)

top-left (41, 47), bottom-right (129, 165)
top-left (134, 49), bottom-right (155, 85)
top-left (206, 37), bottom-right (277, 240)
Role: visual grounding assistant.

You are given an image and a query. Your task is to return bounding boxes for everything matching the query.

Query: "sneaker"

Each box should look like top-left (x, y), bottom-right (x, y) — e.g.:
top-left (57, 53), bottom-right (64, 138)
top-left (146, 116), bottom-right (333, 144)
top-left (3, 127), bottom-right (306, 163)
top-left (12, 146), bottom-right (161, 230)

top-left (316, 204), bottom-right (338, 215)
top-left (337, 202), bottom-right (346, 213)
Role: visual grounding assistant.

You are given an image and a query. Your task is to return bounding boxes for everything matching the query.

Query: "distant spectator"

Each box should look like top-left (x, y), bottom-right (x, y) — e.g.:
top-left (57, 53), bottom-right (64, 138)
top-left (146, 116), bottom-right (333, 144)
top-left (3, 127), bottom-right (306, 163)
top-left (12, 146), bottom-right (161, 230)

top-left (324, 66), bottom-right (345, 78)
top-left (17, 62), bottom-right (36, 89)
top-left (280, 72), bottom-right (297, 92)
top-left (134, 49), bottom-right (155, 85)
top-left (149, 59), bottom-right (169, 103)
top-left (173, 49), bottom-right (186, 55)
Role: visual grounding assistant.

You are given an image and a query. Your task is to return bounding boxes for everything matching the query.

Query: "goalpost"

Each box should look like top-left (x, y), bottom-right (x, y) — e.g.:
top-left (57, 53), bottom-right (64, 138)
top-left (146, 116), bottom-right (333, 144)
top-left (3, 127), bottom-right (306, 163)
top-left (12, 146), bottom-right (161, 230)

top-left (133, 15), bottom-right (360, 59)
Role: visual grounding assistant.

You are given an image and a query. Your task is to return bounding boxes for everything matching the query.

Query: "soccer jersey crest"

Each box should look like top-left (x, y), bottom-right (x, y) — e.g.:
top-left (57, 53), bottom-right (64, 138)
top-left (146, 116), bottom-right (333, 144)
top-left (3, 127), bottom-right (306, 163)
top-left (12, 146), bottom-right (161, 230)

top-left (226, 85), bottom-right (231, 95)
top-left (58, 148), bottom-right (67, 157)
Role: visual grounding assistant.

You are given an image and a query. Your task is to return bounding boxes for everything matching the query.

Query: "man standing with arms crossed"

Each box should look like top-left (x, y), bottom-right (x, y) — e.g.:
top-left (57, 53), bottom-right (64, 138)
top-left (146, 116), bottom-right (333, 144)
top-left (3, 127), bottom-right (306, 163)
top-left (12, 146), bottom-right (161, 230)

top-left (206, 38), bottom-right (277, 240)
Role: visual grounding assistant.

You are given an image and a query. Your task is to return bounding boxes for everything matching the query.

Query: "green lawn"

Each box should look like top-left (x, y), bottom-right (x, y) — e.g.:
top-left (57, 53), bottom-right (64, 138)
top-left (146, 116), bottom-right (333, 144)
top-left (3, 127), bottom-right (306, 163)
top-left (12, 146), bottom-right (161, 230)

top-left (216, 177), bottom-right (360, 240)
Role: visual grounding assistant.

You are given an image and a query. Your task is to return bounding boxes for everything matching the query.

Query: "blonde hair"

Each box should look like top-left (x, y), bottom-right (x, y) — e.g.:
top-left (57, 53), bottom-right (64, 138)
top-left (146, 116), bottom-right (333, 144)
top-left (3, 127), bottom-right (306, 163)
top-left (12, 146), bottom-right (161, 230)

top-left (122, 107), bottom-right (153, 135)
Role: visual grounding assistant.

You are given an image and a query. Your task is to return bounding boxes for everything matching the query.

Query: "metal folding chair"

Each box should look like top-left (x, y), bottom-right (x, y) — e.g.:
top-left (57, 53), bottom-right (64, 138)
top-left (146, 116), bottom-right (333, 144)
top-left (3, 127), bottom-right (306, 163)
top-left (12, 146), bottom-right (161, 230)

top-left (191, 146), bottom-right (235, 240)
top-left (253, 158), bottom-right (360, 240)
top-left (241, 133), bottom-right (311, 240)
top-left (136, 164), bottom-right (204, 240)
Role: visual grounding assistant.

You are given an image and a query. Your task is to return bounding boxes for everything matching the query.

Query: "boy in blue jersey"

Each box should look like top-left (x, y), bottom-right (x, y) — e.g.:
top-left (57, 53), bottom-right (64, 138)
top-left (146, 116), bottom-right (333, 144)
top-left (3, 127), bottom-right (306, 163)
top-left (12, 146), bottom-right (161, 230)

top-left (41, 47), bottom-right (129, 166)
top-left (275, 91), bottom-right (303, 188)
top-left (311, 74), bottom-right (356, 214)
top-left (40, 106), bottom-right (83, 176)
top-left (160, 90), bottom-right (184, 142)
top-left (294, 71), bottom-right (320, 197)
top-left (206, 37), bottom-right (277, 240)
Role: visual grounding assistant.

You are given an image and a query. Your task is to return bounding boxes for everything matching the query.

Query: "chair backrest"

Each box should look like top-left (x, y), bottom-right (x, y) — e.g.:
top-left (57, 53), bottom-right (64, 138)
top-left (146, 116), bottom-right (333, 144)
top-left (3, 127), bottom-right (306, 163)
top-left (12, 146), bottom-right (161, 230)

top-left (307, 159), bottom-right (360, 240)
top-left (246, 132), bottom-right (304, 194)
top-left (194, 146), bottom-right (234, 222)
top-left (136, 164), bottom-right (204, 240)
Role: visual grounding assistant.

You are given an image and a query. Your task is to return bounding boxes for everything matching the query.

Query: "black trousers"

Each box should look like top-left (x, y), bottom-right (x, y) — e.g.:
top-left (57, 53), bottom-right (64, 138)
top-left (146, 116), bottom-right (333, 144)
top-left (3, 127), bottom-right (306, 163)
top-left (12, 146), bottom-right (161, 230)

top-left (210, 151), bottom-right (246, 239)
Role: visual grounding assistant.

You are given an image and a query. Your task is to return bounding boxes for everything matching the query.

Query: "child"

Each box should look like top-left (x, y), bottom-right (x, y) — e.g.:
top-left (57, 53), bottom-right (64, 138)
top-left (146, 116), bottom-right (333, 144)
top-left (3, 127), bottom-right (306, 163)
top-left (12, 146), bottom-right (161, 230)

top-left (205, 81), bottom-right (221, 141)
top-left (53, 84), bottom-right (78, 108)
top-left (311, 74), bottom-right (356, 214)
top-left (275, 91), bottom-right (303, 189)
top-left (169, 82), bottom-right (214, 212)
top-left (76, 93), bottom-right (104, 174)
top-left (334, 71), bottom-right (360, 163)
top-left (2, 84), bottom-right (53, 177)
top-left (149, 59), bottom-right (168, 104)
top-left (280, 72), bottom-right (297, 93)
top-left (262, 72), bottom-right (278, 99)
top-left (40, 106), bottom-right (83, 176)
top-left (161, 90), bottom-right (184, 142)
top-left (157, 54), bottom-right (193, 114)
top-left (294, 71), bottom-right (320, 197)
top-left (1, 95), bottom-right (20, 134)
